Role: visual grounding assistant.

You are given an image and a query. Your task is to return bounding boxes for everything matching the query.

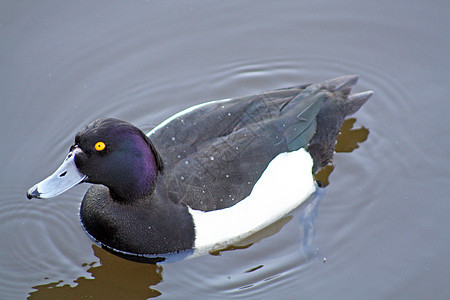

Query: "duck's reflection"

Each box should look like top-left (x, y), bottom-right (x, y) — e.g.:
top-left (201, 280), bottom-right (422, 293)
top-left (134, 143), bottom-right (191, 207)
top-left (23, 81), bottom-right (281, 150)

top-left (29, 245), bottom-right (163, 299)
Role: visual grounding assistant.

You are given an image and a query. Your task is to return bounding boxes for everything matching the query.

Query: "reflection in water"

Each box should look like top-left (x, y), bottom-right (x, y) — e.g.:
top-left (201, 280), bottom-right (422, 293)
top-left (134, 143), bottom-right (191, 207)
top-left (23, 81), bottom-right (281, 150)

top-left (315, 118), bottom-right (369, 186)
top-left (335, 118), bottom-right (369, 153)
top-left (245, 265), bottom-right (264, 273)
top-left (29, 246), bottom-right (162, 299)
top-left (28, 117), bottom-right (369, 299)
top-left (298, 185), bottom-right (325, 260)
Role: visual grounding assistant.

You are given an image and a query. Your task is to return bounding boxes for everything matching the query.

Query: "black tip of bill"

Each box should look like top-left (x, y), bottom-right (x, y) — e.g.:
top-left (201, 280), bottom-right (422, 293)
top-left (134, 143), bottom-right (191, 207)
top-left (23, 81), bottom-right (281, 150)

top-left (27, 186), bottom-right (41, 199)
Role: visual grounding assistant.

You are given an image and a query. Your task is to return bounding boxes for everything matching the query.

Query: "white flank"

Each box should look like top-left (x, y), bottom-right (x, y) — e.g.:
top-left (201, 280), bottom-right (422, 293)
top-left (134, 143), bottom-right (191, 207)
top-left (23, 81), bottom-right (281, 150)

top-left (189, 148), bottom-right (316, 252)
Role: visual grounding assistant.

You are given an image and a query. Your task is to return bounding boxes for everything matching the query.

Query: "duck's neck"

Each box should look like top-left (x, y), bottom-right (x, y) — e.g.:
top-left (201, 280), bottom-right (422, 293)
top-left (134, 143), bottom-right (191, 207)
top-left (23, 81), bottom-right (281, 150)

top-left (107, 136), bottom-right (160, 203)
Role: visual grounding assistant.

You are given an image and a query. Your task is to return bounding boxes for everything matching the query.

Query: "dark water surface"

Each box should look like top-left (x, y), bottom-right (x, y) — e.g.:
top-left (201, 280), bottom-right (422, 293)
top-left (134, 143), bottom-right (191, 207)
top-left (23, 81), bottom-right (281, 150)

top-left (1, 1), bottom-right (449, 299)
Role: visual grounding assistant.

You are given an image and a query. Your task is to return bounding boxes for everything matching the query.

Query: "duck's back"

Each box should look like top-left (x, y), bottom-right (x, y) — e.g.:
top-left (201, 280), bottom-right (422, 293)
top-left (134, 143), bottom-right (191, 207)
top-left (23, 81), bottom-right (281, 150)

top-left (149, 84), bottom-right (311, 166)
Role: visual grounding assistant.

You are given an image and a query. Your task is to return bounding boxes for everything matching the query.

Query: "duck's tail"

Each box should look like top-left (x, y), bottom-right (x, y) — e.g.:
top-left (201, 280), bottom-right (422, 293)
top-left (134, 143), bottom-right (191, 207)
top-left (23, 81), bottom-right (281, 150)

top-left (319, 75), bottom-right (373, 115)
top-left (304, 75), bottom-right (373, 173)
top-left (345, 90), bottom-right (374, 115)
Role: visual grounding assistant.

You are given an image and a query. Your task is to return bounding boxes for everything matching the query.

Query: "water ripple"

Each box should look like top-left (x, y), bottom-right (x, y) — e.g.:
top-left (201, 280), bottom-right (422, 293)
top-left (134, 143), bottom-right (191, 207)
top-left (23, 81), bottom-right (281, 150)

top-left (0, 184), bottom-right (94, 298)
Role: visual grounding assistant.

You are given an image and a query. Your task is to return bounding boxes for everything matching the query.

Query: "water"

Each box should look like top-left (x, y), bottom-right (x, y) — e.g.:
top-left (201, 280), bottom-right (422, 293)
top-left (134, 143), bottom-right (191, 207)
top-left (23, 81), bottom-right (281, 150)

top-left (1, 1), bottom-right (449, 299)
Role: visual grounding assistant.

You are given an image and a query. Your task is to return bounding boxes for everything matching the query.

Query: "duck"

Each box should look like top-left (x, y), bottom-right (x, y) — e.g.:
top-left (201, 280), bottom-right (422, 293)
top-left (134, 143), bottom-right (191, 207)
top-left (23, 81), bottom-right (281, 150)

top-left (27, 75), bottom-right (373, 260)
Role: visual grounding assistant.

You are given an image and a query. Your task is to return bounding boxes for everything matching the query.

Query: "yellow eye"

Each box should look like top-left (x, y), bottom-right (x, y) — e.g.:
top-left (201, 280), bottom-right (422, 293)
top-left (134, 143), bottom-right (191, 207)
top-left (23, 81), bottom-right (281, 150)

top-left (94, 141), bottom-right (106, 151)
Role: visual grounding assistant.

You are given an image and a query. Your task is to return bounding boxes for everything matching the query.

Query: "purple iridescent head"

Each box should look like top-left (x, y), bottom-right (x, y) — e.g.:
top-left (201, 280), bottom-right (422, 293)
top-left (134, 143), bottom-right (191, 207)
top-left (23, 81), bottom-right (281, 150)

top-left (27, 118), bottom-right (163, 202)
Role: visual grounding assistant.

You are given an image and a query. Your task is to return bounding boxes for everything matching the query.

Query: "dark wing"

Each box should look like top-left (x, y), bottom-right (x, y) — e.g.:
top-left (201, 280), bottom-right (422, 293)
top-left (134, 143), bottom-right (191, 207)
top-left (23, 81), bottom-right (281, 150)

top-left (149, 84), bottom-right (310, 170)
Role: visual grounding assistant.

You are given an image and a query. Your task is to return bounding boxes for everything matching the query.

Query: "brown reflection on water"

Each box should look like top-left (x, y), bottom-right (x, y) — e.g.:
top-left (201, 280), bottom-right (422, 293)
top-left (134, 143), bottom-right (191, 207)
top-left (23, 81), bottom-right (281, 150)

top-left (335, 118), bottom-right (369, 153)
top-left (28, 245), bottom-right (162, 299)
top-left (315, 118), bottom-right (369, 187)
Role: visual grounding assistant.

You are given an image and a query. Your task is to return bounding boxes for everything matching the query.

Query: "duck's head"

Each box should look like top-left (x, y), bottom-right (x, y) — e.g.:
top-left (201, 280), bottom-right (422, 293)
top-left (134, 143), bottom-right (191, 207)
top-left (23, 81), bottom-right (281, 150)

top-left (27, 118), bottom-right (163, 202)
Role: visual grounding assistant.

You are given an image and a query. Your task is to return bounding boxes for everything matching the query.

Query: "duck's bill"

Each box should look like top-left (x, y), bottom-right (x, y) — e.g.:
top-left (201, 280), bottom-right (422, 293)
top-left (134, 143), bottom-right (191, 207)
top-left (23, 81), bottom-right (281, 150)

top-left (27, 149), bottom-right (86, 199)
